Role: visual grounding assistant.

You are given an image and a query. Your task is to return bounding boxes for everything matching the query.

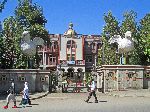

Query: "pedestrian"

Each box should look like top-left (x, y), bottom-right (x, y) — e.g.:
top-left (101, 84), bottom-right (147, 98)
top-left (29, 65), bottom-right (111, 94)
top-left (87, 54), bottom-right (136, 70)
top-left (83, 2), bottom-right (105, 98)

top-left (3, 78), bottom-right (17, 109)
top-left (85, 78), bottom-right (98, 103)
top-left (19, 82), bottom-right (31, 107)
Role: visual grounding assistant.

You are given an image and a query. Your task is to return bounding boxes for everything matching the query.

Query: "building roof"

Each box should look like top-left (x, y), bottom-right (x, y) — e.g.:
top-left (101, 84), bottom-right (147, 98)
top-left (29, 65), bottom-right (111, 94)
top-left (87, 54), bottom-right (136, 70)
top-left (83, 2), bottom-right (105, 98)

top-left (64, 22), bottom-right (77, 36)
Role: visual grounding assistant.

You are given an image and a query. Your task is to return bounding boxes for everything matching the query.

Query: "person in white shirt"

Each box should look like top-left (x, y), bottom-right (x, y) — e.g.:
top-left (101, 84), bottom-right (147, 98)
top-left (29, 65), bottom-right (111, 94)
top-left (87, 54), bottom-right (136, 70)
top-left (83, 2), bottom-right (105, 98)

top-left (20, 82), bottom-right (31, 107)
top-left (85, 78), bottom-right (98, 103)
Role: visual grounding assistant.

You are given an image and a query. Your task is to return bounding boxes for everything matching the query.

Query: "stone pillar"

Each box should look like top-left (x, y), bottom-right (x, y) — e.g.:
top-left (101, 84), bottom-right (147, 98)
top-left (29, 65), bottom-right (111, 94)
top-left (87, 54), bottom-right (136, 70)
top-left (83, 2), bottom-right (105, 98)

top-left (57, 70), bottom-right (63, 93)
top-left (103, 70), bottom-right (106, 93)
top-left (116, 68), bottom-right (119, 91)
top-left (83, 72), bottom-right (86, 86)
top-left (97, 72), bottom-right (103, 93)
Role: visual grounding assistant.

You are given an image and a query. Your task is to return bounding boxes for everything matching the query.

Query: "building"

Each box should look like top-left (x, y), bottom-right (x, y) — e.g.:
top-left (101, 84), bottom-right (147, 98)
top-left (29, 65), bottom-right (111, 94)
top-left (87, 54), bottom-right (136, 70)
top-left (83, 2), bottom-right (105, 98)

top-left (38, 23), bottom-right (102, 74)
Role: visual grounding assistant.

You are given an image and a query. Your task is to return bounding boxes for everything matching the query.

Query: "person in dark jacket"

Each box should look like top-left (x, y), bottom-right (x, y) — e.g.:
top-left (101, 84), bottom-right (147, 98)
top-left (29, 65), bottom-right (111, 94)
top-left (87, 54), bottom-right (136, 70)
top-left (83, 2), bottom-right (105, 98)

top-left (3, 79), bottom-right (17, 109)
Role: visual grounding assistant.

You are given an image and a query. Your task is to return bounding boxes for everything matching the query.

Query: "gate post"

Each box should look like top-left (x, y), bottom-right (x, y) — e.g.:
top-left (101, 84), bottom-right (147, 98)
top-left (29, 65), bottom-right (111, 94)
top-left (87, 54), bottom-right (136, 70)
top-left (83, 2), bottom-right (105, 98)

top-left (49, 70), bottom-right (52, 93)
top-left (97, 67), bottom-right (105, 93)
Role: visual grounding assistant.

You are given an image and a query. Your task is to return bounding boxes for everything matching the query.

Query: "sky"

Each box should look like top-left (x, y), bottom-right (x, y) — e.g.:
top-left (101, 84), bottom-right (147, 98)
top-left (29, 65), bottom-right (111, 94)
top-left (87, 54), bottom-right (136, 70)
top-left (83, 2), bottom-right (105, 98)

top-left (0, 0), bottom-right (150, 35)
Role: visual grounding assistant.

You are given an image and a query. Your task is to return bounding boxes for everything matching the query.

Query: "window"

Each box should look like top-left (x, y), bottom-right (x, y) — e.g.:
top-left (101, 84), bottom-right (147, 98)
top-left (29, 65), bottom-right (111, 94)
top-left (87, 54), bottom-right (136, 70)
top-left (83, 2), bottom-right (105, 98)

top-left (67, 54), bottom-right (75, 61)
top-left (67, 40), bottom-right (71, 49)
top-left (49, 55), bottom-right (56, 64)
top-left (54, 41), bottom-right (58, 49)
top-left (72, 54), bottom-right (75, 61)
top-left (67, 40), bottom-right (76, 48)
top-left (67, 54), bottom-right (71, 61)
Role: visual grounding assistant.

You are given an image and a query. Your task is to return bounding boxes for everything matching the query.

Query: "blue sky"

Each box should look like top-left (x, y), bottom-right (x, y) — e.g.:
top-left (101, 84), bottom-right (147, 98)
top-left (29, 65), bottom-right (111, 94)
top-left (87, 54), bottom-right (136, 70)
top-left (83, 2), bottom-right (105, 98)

top-left (0, 0), bottom-right (150, 35)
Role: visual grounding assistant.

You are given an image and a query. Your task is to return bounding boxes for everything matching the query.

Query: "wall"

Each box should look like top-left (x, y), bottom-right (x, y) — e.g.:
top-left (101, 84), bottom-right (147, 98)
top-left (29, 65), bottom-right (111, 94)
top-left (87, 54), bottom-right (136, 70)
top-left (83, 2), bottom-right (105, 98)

top-left (0, 69), bottom-right (51, 93)
top-left (98, 65), bottom-right (150, 92)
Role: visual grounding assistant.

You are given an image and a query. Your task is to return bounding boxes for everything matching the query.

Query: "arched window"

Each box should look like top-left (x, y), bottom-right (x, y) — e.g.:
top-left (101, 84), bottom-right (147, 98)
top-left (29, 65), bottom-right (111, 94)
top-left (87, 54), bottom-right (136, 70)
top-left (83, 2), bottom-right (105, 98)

top-left (66, 40), bottom-right (76, 61)
top-left (67, 40), bottom-right (76, 48)
top-left (54, 41), bottom-right (58, 49)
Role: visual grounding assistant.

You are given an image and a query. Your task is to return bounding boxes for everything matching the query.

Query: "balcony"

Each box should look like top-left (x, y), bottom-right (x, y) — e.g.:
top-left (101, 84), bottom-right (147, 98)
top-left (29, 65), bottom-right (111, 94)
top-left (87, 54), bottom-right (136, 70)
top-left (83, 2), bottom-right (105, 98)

top-left (38, 47), bottom-right (59, 54)
top-left (39, 63), bottom-right (57, 68)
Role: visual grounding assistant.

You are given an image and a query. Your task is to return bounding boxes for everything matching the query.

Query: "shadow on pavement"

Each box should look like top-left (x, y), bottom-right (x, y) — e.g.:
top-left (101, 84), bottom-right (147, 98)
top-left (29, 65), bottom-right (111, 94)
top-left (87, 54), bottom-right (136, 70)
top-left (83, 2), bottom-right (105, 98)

top-left (26, 106), bottom-right (32, 107)
top-left (30, 104), bottom-right (39, 105)
top-left (87, 101), bottom-right (93, 103)
top-left (99, 100), bottom-right (107, 102)
top-left (16, 106), bottom-right (22, 108)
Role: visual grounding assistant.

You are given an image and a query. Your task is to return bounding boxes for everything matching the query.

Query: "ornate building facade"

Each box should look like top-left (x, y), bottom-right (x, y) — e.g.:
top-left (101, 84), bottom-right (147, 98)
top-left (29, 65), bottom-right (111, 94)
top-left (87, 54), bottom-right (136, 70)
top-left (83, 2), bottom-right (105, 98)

top-left (37, 23), bottom-right (102, 73)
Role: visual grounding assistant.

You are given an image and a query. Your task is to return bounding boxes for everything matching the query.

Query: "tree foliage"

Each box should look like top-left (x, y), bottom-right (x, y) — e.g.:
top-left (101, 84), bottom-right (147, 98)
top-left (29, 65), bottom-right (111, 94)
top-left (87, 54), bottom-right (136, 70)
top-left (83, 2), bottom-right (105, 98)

top-left (15, 0), bottom-right (48, 41)
top-left (0, 0), bottom-right (7, 12)
top-left (103, 11), bottom-right (120, 37)
top-left (100, 10), bottom-right (149, 65)
top-left (0, 0), bottom-right (48, 69)
top-left (99, 11), bottom-right (120, 65)
top-left (138, 13), bottom-right (150, 65)
top-left (120, 10), bottom-right (140, 65)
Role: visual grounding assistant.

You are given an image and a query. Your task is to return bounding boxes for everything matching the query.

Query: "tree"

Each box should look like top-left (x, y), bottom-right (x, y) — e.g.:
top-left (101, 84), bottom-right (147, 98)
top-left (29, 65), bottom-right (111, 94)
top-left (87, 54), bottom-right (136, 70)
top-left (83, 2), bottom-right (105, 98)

top-left (120, 10), bottom-right (140, 65)
top-left (138, 13), bottom-right (150, 65)
top-left (103, 11), bottom-right (120, 37)
top-left (0, 35), bottom-right (4, 68)
top-left (1, 17), bottom-right (18, 68)
top-left (99, 11), bottom-right (120, 65)
top-left (15, 0), bottom-right (49, 68)
top-left (0, 0), bottom-right (8, 13)
top-left (15, 0), bottom-right (48, 41)
top-left (0, 0), bottom-right (48, 69)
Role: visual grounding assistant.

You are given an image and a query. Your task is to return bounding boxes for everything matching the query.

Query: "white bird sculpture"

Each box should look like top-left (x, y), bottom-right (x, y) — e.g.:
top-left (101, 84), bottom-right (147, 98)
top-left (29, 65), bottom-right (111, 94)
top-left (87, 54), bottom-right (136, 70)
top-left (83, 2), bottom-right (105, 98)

top-left (109, 31), bottom-right (134, 54)
top-left (21, 31), bottom-right (44, 56)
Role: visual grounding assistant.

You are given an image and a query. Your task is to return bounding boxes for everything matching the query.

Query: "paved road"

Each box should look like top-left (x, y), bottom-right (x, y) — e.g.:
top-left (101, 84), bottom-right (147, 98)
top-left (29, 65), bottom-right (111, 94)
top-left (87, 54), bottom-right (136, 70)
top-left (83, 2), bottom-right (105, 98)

top-left (0, 93), bottom-right (150, 112)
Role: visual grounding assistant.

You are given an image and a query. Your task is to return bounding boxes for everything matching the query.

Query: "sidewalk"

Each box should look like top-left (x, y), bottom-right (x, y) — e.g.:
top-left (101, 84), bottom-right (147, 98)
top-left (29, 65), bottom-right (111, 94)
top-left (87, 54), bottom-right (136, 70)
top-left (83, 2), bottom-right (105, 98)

top-left (1, 89), bottom-right (150, 103)
top-left (107, 89), bottom-right (150, 97)
top-left (0, 91), bottom-right (49, 103)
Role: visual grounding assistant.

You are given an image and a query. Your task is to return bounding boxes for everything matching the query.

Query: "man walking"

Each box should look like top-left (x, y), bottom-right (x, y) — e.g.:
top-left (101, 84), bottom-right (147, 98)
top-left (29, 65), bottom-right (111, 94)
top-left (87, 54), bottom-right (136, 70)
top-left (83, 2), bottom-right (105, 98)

top-left (3, 78), bottom-right (17, 109)
top-left (85, 78), bottom-right (98, 103)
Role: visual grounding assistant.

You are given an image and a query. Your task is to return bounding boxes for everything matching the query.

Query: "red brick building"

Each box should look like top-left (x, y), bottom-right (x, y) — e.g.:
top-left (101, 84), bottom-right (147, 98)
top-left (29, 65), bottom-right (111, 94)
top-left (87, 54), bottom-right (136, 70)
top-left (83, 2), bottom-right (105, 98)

top-left (37, 23), bottom-right (102, 73)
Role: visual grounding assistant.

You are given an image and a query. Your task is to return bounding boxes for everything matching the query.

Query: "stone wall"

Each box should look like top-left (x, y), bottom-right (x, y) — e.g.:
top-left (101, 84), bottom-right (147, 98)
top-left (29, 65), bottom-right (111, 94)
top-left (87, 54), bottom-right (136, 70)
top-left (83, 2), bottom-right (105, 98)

top-left (99, 65), bottom-right (150, 92)
top-left (1, 65), bottom-right (150, 94)
top-left (0, 69), bottom-right (51, 93)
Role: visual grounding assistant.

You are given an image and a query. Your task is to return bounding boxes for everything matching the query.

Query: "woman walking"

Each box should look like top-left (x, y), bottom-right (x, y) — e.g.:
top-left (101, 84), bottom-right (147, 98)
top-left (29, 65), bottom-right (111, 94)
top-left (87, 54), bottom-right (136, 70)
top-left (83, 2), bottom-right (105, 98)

top-left (20, 82), bottom-right (31, 107)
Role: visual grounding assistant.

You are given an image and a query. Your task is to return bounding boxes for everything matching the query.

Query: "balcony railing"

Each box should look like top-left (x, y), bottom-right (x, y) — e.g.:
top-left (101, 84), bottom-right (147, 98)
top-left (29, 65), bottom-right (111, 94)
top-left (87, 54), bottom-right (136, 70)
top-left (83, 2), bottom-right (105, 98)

top-left (38, 47), bottom-right (59, 53)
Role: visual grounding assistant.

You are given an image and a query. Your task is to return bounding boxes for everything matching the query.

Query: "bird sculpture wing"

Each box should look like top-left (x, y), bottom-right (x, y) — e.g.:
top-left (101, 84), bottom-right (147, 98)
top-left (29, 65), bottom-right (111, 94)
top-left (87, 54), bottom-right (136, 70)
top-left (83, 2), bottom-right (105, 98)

top-left (33, 37), bottom-right (44, 46)
top-left (22, 31), bottom-right (31, 43)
